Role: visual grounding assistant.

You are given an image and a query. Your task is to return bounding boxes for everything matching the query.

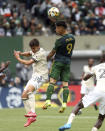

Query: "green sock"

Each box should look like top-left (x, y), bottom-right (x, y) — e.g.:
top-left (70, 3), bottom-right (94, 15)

top-left (46, 84), bottom-right (54, 100)
top-left (63, 86), bottom-right (69, 103)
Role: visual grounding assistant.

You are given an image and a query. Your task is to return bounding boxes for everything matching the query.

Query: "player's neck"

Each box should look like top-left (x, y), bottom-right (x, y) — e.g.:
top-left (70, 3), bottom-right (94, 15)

top-left (62, 31), bottom-right (68, 36)
top-left (35, 47), bottom-right (40, 53)
top-left (88, 65), bottom-right (92, 68)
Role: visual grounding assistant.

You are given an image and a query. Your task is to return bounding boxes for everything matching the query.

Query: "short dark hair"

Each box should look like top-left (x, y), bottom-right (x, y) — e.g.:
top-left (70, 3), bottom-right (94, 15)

top-left (55, 21), bottom-right (67, 29)
top-left (29, 38), bottom-right (39, 47)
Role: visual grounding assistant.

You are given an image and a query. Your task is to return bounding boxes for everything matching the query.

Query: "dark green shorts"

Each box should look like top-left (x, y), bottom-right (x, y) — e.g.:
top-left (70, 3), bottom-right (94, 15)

top-left (50, 61), bottom-right (70, 82)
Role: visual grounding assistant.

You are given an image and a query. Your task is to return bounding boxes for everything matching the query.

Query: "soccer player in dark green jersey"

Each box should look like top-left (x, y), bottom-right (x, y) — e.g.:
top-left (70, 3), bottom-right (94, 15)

top-left (43, 21), bottom-right (75, 113)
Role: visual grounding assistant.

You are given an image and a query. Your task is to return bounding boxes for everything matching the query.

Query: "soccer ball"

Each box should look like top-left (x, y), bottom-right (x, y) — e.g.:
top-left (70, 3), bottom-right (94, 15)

top-left (48, 7), bottom-right (60, 17)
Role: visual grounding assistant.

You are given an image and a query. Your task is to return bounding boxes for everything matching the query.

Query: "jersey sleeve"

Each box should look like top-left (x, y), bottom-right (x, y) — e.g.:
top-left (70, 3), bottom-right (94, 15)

top-left (91, 66), bottom-right (96, 75)
top-left (53, 39), bottom-right (60, 51)
top-left (83, 66), bottom-right (86, 72)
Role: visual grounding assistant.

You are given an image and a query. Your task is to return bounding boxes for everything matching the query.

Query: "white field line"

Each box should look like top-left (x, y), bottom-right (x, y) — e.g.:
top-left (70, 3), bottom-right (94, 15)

top-left (0, 116), bottom-right (97, 122)
top-left (38, 115), bottom-right (97, 119)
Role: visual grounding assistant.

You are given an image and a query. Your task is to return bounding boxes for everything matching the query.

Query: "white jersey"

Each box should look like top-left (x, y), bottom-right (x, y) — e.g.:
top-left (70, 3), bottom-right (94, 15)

top-left (91, 63), bottom-right (105, 92)
top-left (81, 65), bottom-right (94, 87)
top-left (30, 48), bottom-right (48, 80)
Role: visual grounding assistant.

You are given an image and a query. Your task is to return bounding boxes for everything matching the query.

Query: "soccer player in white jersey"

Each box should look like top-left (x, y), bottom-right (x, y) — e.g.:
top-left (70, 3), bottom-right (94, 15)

top-left (80, 58), bottom-right (98, 112)
top-left (14, 38), bottom-right (48, 127)
top-left (59, 55), bottom-right (105, 131)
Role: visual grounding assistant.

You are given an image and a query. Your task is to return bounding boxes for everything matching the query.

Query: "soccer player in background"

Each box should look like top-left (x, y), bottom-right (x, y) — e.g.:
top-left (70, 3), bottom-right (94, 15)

top-left (0, 61), bottom-right (10, 81)
top-left (14, 38), bottom-right (48, 127)
top-left (43, 21), bottom-right (75, 113)
top-left (79, 58), bottom-right (98, 114)
top-left (59, 55), bottom-right (105, 131)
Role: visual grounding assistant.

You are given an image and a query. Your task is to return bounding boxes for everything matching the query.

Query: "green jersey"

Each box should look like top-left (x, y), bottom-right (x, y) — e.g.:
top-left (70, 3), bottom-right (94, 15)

top-left (53, 34), bottom-right (75, 64)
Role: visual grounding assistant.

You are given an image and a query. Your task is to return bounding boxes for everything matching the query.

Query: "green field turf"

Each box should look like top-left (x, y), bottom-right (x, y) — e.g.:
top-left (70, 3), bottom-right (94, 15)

top-left (0, 107), bottom-right (105, 131)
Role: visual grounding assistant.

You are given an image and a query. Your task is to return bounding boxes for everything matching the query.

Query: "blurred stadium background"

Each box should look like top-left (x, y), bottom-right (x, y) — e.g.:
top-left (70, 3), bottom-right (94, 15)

top-left (0, 0), bottom-right (105, 130)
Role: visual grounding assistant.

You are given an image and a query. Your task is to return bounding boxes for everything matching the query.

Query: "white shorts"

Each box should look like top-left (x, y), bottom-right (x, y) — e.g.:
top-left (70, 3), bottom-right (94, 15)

top-left (80, 84), bottom-right (94, 95)
top-left (82, 89), bottom-right (105, 115)
top-left (24, 75), bottom-right (46, 91)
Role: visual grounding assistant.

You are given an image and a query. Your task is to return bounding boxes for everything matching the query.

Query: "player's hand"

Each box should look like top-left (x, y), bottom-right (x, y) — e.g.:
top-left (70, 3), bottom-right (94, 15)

top-left (48, 16), bottom-right (57, 23)
top-left (14, 50), bottom-right (20, 59)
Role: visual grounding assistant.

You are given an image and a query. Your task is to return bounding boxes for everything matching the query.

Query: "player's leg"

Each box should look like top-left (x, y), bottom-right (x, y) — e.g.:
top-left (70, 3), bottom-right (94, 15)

top-left (59, 100), bottom-right (84, 131)
top-left (78, 84), bottom-right (86, 115)
top-left (78, 84), bottom-right (90, 115)
top-left (92, 96), bottom-right (105, 131)
top-left (24, 85), bottom-right (36, 116)
top-left (22, 90), bottom-right (30, 114)
top-left (59, 81), bottom-right (69, 113)
top-left (22, 79), bottom-right (37, 127)
top-left (88, 87), bottom-right (98, 111)
top-left (59, 90), bottom-right (101, 131)
top-left (23, 85), bottom-right (36, 127)
top-left (91, 114), bottom-right (105, 131)
top-left (43, 77), bottom-right (56, 109)
top-left (43, 62), bottom-right (61, 109)
top-left (23, 79), bottom-right (36, 116)
top-left (59, 64), bottom-right (70, 113)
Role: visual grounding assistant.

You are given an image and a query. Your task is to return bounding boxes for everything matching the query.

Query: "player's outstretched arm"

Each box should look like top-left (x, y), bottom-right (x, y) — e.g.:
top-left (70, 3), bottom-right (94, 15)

top-left (17, 51), bottom-right (31, 57)
top-left (14, 50), bottom-right (34, 65)
top-left (0, 61), bottom-right (10, 73)
top-left (83, 74), bottom-right (93, 81)
top-left (47, 49), bottom-right (56, 61)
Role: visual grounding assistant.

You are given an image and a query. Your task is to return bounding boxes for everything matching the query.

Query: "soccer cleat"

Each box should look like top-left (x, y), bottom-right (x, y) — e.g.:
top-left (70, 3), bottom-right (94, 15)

top-left (59, 123), bottom-right (71, 131)
top-left (59, 103), bottom-right (66, 113)
top-left (24, 111), bottom-right (37, 117)
top-left (24, 117), bottom-right (36, 127)
top-left (42, 100), bottom-right (51, 110)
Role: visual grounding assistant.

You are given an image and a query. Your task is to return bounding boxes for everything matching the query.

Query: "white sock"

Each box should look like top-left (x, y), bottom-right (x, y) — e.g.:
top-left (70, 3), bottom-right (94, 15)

top-left (23, 98), bottom-right (30, 113)
top-left (28, 92), bottom-right (35, 113)
top-left (91, 127), bottom-right (98, 131)
top-left (67, 113), bottom-right (75, 124)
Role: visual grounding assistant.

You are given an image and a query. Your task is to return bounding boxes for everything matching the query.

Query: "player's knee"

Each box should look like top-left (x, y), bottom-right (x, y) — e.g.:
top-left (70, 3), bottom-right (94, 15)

top-left (50, 77), bottom-right (56, 84)
top-left (62, 81), bottom-right (68, 86)
top-left (49, 82), bottom-right (56, 88)
top-left (27, 92), bottom-right (35, 100)
top-left (63, 86), bottom-right (69, 93)
top-left (21, 91), bottom-right (28, 99)
top-left (63, 86), bottom-right (68, 90)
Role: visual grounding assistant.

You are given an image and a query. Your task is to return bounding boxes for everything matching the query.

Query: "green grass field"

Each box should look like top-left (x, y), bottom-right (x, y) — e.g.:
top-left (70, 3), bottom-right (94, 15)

top-left (0, 107), bottom-right (105, 131)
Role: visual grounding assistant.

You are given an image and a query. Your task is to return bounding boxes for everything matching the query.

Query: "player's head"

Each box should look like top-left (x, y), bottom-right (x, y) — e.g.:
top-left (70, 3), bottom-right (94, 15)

top-left (55, 21), bottom-right (67, 35)
top-left (100, 54), bottom-right (105, 63)
top-left (29, 38), bottom-right (40, 53)
top-left (88, 58), bottom-right (94, 67)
